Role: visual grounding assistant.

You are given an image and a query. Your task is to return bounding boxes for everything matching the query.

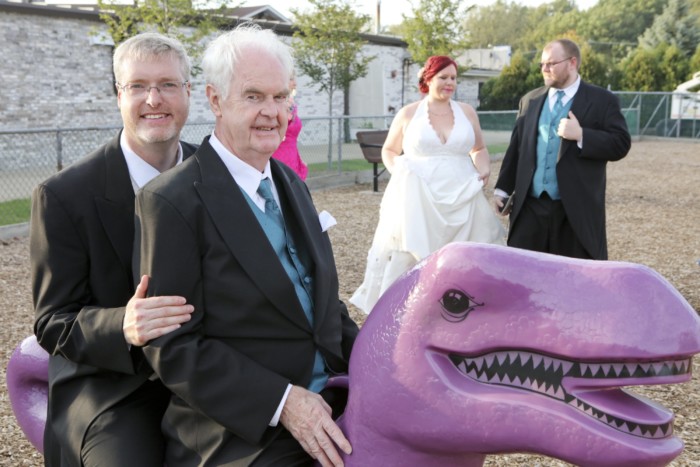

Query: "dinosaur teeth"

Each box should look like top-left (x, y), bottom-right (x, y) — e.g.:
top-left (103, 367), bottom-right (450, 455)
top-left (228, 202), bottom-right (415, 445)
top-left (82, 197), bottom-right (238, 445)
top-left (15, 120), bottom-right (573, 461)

top-left (450, 352), bottom-right (689, 440)
top-left (561, 360), bottom-right (573, 374)
top-left (531, 353), bottom-right (543, 368)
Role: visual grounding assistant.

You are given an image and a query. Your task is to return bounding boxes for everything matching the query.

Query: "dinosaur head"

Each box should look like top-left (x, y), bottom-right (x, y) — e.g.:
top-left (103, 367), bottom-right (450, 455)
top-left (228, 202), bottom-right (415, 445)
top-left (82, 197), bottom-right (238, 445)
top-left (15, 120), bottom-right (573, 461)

top-left (340, 242), bottom-right (700, 467)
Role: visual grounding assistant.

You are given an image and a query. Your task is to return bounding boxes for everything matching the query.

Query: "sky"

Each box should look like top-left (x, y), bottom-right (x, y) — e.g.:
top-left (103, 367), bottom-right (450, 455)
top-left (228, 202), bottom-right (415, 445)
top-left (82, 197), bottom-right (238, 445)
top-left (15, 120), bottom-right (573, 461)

top-left (245, 0), bottom-right (600, 27)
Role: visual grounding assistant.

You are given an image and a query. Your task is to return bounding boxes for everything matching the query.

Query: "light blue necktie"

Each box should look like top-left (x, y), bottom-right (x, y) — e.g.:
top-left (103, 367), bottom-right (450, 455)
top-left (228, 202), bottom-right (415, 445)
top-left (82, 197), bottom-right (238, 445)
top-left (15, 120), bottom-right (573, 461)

top-left (553, 90), bottom-right (565, 118)
top-left (257, 178), bottom-right (284, 228)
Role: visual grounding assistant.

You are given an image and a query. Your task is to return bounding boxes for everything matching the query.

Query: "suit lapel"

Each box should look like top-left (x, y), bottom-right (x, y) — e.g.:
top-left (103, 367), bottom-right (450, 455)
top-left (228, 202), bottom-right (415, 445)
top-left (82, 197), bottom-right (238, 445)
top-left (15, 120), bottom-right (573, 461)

top-left (558, 81), bottom-right (591, 161)
top-left (94, 134), bottom-right (136, 282)
top-left (194, 141), bottom-right (311, 330)
top-left (569, 81), bottom-right (591, 120)
top-left (523, 90), bottom-right (548, 168)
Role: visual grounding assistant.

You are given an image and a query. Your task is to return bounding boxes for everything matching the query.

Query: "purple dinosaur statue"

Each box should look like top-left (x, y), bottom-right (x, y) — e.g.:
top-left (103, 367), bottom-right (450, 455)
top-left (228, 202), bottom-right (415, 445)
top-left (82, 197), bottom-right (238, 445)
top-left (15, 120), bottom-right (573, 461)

top-left (336, 242), bottom-right (700, 467)
top-left (7, 243), bottom-right (700, 465)
top-left (6, 334), bottom-right (48, 453)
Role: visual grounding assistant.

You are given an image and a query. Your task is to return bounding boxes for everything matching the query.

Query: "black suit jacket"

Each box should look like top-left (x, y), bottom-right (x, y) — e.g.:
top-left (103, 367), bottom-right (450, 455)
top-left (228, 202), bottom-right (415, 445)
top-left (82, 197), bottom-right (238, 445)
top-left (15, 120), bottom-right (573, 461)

top-left (495, 80), bottom-right (631, 259)
top-left (134, 137), bottom-right (358, 466)
top-left (31, 133), bottom-right (197, 466)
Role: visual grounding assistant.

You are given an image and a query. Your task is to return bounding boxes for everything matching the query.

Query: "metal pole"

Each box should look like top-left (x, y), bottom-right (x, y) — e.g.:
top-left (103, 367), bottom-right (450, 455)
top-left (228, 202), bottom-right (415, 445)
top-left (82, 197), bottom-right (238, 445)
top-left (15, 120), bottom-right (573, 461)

top-left (56, 130), bottom-right (63, 172)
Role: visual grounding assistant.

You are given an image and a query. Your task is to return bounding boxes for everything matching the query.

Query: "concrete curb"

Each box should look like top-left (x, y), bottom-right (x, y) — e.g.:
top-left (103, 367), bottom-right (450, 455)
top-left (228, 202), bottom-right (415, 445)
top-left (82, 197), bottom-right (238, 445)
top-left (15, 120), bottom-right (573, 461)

top-left (0, 222), bottom-right (29, 240)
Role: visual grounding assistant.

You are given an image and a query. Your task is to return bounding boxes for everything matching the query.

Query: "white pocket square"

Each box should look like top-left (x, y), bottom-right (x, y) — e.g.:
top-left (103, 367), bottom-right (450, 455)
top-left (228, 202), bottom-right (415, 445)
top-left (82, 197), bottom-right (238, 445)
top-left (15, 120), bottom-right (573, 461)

top-left (318, 210), bottom-right (337, 232)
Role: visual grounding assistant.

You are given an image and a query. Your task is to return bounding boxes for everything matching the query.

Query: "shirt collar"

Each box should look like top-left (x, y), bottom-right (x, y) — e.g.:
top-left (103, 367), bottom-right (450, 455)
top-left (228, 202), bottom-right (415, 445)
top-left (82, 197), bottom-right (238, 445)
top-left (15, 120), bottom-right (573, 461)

top-left (209, 131), bottom-right (275, 208)
top-left (120, 131), bottom-right (183, 191)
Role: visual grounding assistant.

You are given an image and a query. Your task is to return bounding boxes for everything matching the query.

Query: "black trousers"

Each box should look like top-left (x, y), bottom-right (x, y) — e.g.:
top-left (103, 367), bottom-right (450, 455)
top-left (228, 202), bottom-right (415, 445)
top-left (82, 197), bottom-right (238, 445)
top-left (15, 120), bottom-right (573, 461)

top-left (508, 193), bottom-right (591, 260)
top-left (80, 380), bottom-right (170, 467)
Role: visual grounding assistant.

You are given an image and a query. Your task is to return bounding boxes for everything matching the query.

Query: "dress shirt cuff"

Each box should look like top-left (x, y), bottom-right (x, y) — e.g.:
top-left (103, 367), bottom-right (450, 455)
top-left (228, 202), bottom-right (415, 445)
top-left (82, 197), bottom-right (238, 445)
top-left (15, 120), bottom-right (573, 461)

top-left (269, 384), bottom-right (292, 427)
top-left (494, 188), bottom-right (510, 199)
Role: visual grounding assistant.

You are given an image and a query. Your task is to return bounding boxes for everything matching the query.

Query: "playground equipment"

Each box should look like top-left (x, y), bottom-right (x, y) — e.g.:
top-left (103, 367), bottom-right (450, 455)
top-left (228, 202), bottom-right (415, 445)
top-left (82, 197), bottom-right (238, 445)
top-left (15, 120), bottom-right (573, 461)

top-left (335, 242), bottom-right (700, 466)
top-left (8, 243), bottom-right (700, 465)
top-left (656, 71), bottom-right (700, 137)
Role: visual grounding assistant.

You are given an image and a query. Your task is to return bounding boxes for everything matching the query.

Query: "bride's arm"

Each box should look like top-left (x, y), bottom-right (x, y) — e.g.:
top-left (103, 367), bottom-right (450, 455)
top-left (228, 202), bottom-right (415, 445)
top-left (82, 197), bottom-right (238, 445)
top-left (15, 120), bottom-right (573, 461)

top-left (462, 103), bottom-right (491, 185)
top-left (382, 103), bottom-right (418, 174)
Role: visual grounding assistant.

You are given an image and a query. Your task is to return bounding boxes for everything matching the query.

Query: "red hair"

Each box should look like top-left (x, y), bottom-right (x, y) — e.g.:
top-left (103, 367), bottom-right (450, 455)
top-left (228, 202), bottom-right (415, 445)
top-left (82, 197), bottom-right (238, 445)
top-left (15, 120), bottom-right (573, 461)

top-left (418, 56), bottom-right (458, 93)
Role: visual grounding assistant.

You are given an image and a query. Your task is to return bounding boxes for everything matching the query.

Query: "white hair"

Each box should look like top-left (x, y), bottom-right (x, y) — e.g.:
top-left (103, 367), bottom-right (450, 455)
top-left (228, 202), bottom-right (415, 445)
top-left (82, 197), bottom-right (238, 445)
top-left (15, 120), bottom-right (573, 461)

top-left (202, 24), bottom-right (294, 99)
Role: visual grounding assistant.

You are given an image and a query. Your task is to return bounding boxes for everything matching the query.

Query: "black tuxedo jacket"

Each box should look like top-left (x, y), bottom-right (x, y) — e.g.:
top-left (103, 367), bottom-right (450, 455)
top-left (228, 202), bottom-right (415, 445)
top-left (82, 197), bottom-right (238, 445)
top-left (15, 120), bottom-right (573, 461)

top-left (31, 133), bottom-right (197, 466)
top-left (496, 80), bottom-right (631, 259)
top-left (134, 137), bottom-right (358, 466)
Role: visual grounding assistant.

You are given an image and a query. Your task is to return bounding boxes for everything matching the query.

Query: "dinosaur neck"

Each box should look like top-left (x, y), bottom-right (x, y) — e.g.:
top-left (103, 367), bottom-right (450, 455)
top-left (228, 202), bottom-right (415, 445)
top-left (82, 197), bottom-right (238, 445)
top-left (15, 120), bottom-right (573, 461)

top-left (344, 447), bottom-right (487, 466)
top-left (340, 416), bottom-right (487, 467)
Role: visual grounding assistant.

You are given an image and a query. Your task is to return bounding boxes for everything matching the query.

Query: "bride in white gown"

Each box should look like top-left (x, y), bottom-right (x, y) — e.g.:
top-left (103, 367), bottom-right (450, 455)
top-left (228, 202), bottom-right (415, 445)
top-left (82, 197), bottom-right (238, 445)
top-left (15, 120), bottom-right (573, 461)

top-left (350, 55), bottom-right (506, 314)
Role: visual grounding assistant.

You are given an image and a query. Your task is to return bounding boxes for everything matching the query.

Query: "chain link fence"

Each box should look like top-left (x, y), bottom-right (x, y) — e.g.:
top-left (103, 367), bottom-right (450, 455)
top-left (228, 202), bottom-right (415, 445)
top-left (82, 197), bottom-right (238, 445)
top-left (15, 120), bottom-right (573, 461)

top-left (0, 116), bottom-right (396, 228)
top-left (1, 92), bottom-right (698, 227)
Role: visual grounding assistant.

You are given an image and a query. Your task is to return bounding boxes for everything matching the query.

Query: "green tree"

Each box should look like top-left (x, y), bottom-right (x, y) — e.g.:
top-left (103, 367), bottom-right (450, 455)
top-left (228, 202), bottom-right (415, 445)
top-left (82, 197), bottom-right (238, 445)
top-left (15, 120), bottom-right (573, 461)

top-left (579, 0), bottom-right (665, 49)
top-left (690, 45), bottom-right (700, 73)
top-left (291, 0), bottom-right (375, 159)
top-left (659, 44), bottom-right (690, 90)
top-left (619, 43), bottom-right (691, 91)
top-left (479, 52), bottom-right (540, 110)
top-left (579, 41), bottom-right (609, 88)
top-left (463, 0), bottom-right (530, 49)
top-left (518, 0), bottom-right (579, 53)
top-left (401, 0), bottom-right (471, 64)
top-left (638, 0), bottom-right (700, 57)
top-left (97, 0), bottom-right (230, 74)
top-left (619, 47), bottom-right (665, 91)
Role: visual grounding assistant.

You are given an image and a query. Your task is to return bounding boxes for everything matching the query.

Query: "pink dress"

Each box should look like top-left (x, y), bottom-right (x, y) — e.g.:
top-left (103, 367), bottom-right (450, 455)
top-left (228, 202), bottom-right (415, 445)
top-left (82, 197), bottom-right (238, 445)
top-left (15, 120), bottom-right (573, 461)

top-left (272, 105), bottom-right (308, 181)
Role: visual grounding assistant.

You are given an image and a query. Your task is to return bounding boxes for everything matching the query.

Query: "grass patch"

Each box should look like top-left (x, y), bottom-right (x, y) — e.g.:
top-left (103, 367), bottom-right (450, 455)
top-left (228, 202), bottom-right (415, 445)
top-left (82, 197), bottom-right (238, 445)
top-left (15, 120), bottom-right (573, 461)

top-left (0, 198), bottom-right (31, 226)
top-left (308, 159), bottom-right (373, 174)
top-left (488, 143), bottom-right (508, 155)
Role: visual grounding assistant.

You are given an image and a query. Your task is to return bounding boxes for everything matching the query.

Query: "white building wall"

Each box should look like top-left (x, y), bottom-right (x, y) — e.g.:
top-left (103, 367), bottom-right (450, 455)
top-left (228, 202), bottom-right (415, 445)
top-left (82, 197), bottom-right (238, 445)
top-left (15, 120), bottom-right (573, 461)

top-left (0, 6), bottom-right (484, 131)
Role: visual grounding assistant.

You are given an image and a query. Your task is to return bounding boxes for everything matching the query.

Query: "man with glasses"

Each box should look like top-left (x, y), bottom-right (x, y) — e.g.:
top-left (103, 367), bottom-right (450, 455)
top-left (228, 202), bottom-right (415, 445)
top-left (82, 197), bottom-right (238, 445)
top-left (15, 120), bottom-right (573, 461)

top-left (31, 33), bottom-right (196, 466)
top-left (494, 38), bottom-right (630, 260)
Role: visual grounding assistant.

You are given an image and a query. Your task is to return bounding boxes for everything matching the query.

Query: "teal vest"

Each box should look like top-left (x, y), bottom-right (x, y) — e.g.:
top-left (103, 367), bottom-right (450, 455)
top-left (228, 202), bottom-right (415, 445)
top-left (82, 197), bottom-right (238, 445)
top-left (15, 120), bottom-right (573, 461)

top-left (243, 187), bottom-right (328, 393)
top-left (530, 93), bottom-right (572, 199)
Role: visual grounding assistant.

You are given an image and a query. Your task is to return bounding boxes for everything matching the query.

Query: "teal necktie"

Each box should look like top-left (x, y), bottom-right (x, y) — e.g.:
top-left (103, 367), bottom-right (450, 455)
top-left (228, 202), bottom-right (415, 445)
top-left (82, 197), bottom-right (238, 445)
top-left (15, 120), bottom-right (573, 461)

top-left (553, 90), bottom-right (565, 117)
top-left (257, 178), bottom-right (284, 228)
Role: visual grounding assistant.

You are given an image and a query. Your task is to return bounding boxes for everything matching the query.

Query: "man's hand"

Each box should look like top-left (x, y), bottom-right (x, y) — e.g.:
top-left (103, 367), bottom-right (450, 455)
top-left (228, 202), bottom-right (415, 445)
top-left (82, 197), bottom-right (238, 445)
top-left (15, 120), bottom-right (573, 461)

top-left (123, 275), bottom-right (194, 346)
top-left (280, 386), bottom-right (352, 467)
top-left (558, 111), bottom-right (583, 142)
top-left (495, 196), bottom-right (511, 216)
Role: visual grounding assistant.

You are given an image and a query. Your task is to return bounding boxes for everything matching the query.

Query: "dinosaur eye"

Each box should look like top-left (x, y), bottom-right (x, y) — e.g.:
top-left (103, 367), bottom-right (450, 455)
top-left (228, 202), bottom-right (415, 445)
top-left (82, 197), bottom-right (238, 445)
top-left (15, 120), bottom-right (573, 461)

top-left (440, 289), bottom-right (483, 322)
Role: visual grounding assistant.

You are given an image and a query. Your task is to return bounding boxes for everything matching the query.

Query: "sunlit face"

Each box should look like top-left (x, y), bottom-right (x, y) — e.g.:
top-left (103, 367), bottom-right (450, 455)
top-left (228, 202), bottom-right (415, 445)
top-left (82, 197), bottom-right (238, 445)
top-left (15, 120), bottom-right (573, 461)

top-left (540, 43), bottom-right (577, 89)
top-left (116, 54), bottom-right (190, 153)
top-left (207, 49), bottom-right (289, 168)
top-left (428, 64), bottom-right (457, 100)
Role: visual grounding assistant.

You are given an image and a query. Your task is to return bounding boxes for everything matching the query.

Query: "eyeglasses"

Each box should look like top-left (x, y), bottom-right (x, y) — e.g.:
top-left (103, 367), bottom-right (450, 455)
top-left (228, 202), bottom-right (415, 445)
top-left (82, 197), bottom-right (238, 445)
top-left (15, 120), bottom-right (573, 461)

top-left (116, 81), bottom-right (189, 97)
top-left (539, 57), bottom-right (572, 69)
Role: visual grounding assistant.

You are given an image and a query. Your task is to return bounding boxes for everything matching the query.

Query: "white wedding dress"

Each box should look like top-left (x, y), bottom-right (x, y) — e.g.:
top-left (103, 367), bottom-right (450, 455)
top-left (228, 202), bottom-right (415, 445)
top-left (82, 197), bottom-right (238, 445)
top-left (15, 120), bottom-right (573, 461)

top-left (350, 98), bottom-right (506, 314)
